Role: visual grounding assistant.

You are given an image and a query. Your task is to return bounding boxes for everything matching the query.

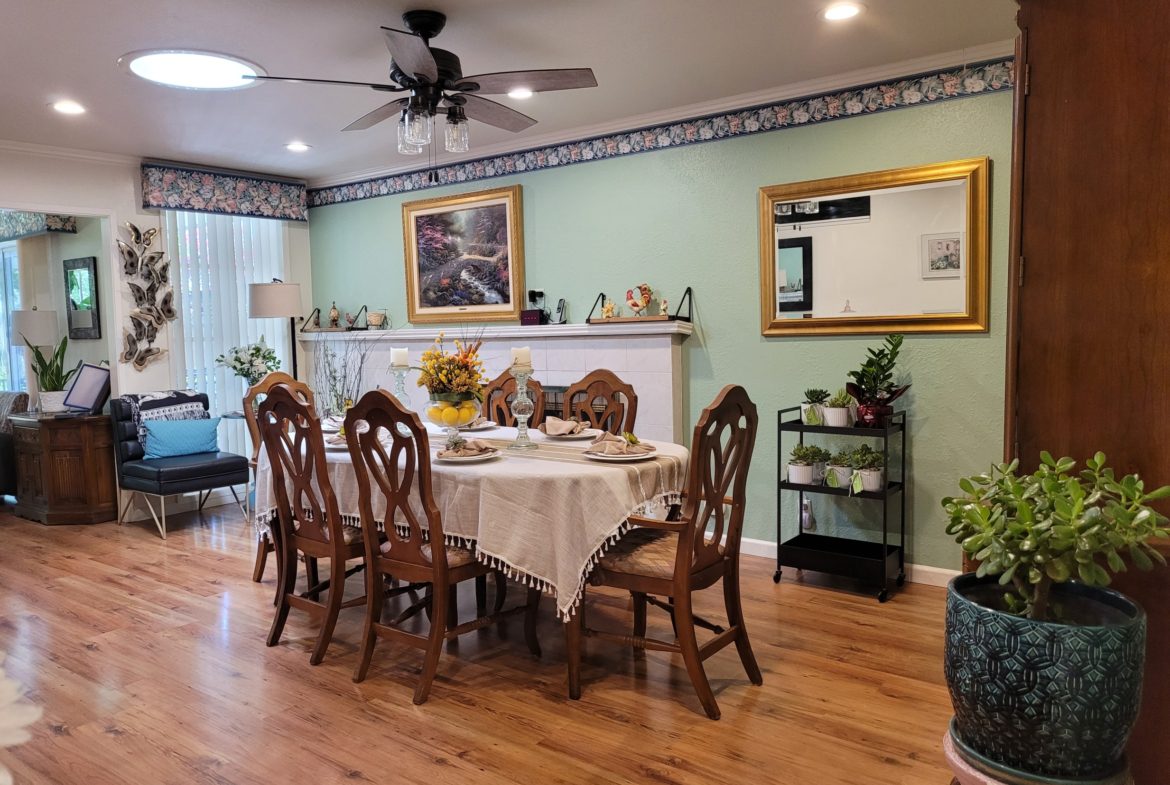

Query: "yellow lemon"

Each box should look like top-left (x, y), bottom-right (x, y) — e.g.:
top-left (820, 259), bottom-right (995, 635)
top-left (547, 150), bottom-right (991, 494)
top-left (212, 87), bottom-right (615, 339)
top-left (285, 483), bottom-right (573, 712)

top-left (457, 407), bottom-right (477, 426)
top-left (441, 406), bottom-right (461, 426)
top-left (426, 405), bottom-right (444, 423)
top-left (459, 400), bottom-right (478, 413)
top-left (438, 400), bottom-right (455, 410)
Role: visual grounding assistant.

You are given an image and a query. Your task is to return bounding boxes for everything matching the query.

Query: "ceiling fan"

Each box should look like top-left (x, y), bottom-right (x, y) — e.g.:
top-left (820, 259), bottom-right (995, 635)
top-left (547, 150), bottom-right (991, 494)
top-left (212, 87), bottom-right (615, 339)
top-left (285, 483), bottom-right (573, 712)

top-left (250, 9), bottom-right (597, 154)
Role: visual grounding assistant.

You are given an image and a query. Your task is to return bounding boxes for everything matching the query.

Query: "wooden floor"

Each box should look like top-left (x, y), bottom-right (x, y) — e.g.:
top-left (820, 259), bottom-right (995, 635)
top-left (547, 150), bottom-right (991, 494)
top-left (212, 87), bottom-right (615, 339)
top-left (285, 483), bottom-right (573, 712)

top-left (0, 504), bottom-right (954, 785)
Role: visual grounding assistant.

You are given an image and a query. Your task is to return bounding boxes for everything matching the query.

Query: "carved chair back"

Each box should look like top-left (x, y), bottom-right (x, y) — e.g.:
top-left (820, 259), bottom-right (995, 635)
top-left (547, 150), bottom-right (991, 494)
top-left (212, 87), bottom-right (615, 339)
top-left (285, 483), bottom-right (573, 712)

top-left (244, 372), bottom-right (315, 466)
top-left (563, 369), bottom-right (638, 435)
top-left (482, 369), bottom-right (546, 427)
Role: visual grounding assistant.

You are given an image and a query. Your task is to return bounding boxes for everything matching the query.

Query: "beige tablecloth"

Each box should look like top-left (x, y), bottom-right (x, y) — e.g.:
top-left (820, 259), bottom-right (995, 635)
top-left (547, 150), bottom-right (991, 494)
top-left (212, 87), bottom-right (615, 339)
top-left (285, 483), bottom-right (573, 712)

top-left (253, 425), bottom-right (688, 620)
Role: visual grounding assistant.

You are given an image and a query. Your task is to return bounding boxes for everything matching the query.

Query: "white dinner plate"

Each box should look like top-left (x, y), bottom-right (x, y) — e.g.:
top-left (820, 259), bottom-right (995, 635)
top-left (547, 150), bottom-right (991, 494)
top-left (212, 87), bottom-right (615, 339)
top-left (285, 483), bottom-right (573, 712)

top-left (458, 420), bottom-right (498, 432)
top-left (436, 449), bottom-right (502, 464)
top-left (543, 428), bottom-right (602, 441)
top-left (324, 441), bottom-right (349, 452)
top-left (583, 451), bottom-right (657, 463)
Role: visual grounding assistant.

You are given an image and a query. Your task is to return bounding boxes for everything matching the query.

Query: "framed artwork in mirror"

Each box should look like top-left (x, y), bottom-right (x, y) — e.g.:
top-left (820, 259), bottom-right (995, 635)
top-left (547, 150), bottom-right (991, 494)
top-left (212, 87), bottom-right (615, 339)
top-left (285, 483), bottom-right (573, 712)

top-left (401, 185), bottom-right (524, 323)
top-left (758, 157), bottom-right (989, 336)
top-left (63, 256), bottom-right (100, 340)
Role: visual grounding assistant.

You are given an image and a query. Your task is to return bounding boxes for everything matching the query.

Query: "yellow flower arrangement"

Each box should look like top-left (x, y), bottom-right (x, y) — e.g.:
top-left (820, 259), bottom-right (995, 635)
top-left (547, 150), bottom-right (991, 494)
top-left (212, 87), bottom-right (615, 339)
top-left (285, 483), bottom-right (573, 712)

top-left (416, 332), bottom-right (486, 400)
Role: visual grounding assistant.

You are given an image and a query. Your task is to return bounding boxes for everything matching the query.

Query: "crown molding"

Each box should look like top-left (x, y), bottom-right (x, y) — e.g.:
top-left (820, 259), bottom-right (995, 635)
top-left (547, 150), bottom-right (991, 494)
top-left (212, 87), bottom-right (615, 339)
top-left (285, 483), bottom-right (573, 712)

top-left (308, 39), bottom-right (1014, 189)
top-left (0, 139), bottom-right (141, 167)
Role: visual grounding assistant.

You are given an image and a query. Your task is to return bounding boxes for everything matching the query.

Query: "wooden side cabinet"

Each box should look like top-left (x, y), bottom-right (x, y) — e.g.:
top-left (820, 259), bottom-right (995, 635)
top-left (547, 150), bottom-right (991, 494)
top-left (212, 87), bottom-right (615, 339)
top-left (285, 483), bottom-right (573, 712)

top-left (12, 413), bottom-right (117, 525)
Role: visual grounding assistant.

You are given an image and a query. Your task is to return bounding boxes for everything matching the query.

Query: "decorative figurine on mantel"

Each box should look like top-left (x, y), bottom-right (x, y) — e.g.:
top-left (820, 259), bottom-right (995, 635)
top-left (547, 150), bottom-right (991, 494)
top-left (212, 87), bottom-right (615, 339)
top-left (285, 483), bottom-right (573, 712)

top-left (601, 299), bottom-right (616, 319)
top-left (367, 309), bottom-right (388, 329)
top-left (626, 283), bottom-right (652, 316)
top-left (328, 301), bottom-right (340, 328)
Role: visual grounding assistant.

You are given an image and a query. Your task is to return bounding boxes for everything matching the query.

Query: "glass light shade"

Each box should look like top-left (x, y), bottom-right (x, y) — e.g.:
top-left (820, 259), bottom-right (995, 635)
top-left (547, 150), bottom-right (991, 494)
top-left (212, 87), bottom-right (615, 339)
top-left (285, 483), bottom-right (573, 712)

top-left (403, 106), bottom-right (432, 146)
top-left (444, 117), bottom-right (469, 153)
top-left (397, 116), bottom-right (424, 155)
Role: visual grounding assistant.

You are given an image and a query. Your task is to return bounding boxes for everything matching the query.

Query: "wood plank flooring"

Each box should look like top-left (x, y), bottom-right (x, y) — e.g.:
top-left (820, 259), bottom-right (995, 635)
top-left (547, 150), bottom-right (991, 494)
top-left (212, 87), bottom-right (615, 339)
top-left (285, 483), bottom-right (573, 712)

top-left (0, 505), bottom-right (954, 785)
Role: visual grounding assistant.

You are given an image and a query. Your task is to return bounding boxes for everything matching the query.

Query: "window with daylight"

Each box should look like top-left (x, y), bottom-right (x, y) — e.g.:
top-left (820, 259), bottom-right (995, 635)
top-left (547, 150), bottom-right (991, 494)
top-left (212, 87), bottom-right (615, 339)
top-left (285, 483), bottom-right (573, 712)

top-left (0, 243), bottom-right (26, 392)
top-left (164, 211), bottom-right (289, 456)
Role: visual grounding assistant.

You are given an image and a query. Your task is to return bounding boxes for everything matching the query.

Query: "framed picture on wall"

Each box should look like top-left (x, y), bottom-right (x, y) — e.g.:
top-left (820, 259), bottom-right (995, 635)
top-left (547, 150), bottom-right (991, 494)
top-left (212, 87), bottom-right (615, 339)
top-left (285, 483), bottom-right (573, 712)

top-left (921, 232), bottom-right (964, 279)
top-left (774, 236), bottom-right (813, 313)
top-left (401, 185), bottom-right (524, 323)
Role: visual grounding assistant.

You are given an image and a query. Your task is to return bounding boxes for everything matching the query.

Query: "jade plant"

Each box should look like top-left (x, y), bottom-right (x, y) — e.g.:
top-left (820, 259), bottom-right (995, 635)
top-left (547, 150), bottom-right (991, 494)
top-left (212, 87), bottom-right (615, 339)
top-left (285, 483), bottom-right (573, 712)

top-left (828, 449), bottom-right (854, 467)
top-left (846, 333), bottom-right (910, 405)
top-left (850, 444), bottom-right (885, 470)
top-left (789, 444), bottom-right (823, 465)
top-left (22, 336), bottom-right (78, 392)
top-left (943, 452), bottom-right (1170, 621)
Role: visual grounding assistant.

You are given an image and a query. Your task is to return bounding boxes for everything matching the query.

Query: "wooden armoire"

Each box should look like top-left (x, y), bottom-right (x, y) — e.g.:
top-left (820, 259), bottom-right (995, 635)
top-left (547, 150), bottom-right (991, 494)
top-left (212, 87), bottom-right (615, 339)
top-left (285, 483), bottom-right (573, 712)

top-left (1007, 2), bottom-right (1170, 781)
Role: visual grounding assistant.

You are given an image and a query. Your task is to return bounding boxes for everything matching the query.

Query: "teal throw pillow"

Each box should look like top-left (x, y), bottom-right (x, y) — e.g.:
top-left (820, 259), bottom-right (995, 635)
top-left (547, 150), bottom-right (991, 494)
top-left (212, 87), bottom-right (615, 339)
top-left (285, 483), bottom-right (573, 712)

top-left (144, 417), bottom-right (221, 459)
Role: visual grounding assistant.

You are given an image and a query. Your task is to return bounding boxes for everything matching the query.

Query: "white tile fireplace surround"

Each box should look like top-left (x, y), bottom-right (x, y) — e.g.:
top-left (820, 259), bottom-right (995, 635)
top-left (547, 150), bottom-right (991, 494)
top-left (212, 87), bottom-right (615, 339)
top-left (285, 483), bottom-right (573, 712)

top-left (299, 321), bottom-right (693, 443)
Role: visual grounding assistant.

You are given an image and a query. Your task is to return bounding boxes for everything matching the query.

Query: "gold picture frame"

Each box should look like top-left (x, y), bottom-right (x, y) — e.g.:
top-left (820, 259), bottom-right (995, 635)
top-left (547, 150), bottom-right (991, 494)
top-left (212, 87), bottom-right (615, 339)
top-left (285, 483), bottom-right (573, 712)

top-left (758, 157), bottom-right (990, 336)
top-left (402, 185), bottom-right (524, 323)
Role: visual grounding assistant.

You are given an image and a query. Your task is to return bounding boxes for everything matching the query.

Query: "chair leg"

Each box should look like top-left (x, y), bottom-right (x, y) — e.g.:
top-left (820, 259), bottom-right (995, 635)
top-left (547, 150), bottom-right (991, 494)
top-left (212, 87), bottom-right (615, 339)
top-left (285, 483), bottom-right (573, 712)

top-left (271, 526), bottom-right (283, 607)
top-left (309, 556), bottom-right (345, 666)
top-left (197, 489), bottom-right (212, 511)
top-left (305, 557), bottom-right (320, 599)
top-left (414, 580), bottom-right (449, 705)
top-left (117, 493), bottom-right (133, 526)
top-left (140, 495), bottom-right (167, 539)
top-left (475, 574), bottom-right (487, 617)
top-left (724, 565), bottom-right (763, 686)
top-left (492, 572), bottom-right (507, 614)
top-left (252, 532), bottom-right (270, 583)
top-left (631, 591), bottom-right (648, 659)
top-left (228, 486), bottom-right (248, 523)
top-left (524, 587), bottom-right (542, 657)
top-left (566, 591), bottom-right (584, 700)
top-left (354, 567), bottom-right (386, 683)
top-left (675, 589), bottom-right (720, 720)
top-left (267, 541), bottom-right (298, 647)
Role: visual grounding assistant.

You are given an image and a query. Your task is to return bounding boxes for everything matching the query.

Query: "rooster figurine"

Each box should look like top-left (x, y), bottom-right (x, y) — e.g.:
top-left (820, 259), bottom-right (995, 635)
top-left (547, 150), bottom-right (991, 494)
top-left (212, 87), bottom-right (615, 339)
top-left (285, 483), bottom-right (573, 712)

top-left (626, 283), bottom-right (653, 316)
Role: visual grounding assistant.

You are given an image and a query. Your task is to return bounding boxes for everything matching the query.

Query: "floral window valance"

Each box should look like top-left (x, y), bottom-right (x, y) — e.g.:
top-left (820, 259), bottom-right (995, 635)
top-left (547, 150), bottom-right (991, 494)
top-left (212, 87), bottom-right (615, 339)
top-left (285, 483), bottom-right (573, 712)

top-left (0, 210), bottom-right (77, 243)
top-left (141, 162), bottom-right (307, 222)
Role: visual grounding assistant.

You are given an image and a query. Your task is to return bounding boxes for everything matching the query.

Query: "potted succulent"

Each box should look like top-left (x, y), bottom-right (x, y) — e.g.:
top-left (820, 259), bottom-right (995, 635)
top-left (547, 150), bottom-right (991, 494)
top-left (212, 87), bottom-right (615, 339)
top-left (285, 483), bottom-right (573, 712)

top-left (822, 388), bottom-right (854, 428)
top-left (825, 449), bottom-right (854, 489)
top-left (23, 336), bottom-right (78, 413)
top-left (801, 388), bottom-right (830, 426)
top-left (942, 452), bottom-right (1170, 782)
top-left (850, 444), bottom-right (885, 492)
top-left (807, 445), bottom-right (831, 484)
top-left (846, 333), bottom-right (910, 427)
top-left (787, 444), bottom-right (820, 485)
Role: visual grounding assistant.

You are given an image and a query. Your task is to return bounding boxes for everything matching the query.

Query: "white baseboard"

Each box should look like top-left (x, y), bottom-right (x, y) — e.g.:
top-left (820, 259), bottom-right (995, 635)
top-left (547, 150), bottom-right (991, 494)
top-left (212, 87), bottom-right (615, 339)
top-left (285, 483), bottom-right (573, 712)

top-left (740, 536), bottom-right (960, 588)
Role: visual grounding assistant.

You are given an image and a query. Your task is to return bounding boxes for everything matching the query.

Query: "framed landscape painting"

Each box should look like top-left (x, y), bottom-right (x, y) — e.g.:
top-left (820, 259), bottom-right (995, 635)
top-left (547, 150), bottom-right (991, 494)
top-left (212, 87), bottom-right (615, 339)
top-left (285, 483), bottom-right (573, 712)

top-left (402, 185), bottom-right (524, 323)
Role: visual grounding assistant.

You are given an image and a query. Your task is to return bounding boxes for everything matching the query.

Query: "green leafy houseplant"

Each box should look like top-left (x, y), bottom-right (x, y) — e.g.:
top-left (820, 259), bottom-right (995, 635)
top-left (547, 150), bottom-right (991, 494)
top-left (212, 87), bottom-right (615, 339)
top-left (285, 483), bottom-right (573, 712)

top-left (828, 449), bottom-right (853, 466)
top-left (23, 336), bottom-right (78, 392)
top-left (846, 333), bottom-right (909, 404)
top-left (943, 451), bottom-right (1170, 621)
top-left (788, 444), bottom-right (822, 465)
top-left (850, 444), bottom-right (885, 470)
top-left (802, 388), bottom-right (829, 404)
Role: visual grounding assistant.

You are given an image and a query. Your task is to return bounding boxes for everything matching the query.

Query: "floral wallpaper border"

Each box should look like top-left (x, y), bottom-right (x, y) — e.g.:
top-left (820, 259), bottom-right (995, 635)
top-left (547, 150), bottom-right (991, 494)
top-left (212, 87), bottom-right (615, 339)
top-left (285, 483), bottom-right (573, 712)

top-left (307, 58), bottom-right (1014, 209)
top-left (0, 210), bottom-right (77, 243)
top-left (141, 163), bottom-right (308, 222)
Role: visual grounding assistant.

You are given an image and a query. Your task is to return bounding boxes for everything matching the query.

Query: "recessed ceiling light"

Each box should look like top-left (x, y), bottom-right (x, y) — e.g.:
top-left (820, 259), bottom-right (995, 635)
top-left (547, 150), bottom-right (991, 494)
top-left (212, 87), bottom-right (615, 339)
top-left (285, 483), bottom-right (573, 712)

top-left (118, 49), bottom-right (265, 90)
top-left (52, 99), bottom-right (86, 115)
top-left (507, 87), bottom-right (534, 100)
top-left (822, 2), bottom-right (864, 21)
top-left (285, 141), bottom-right (311, 153)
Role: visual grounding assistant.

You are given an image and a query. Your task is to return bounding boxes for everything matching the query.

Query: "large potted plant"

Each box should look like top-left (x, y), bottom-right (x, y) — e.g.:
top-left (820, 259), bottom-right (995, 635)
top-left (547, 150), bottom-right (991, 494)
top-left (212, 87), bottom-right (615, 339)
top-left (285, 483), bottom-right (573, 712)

top-left (943, 452), bottom-right (1169, 782)
top-left (23, 336), bottom-right (78, 413)
top-left (846, 333), bottom-right (909, 427)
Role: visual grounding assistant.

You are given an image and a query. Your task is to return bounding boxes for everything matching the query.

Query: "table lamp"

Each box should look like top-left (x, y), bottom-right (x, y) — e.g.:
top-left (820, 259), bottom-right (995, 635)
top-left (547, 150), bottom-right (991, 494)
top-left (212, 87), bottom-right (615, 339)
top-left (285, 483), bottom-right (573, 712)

top-left (12, 307), bottom-right (58, 349)
top-left (248, 281), bottom-right (302, 379)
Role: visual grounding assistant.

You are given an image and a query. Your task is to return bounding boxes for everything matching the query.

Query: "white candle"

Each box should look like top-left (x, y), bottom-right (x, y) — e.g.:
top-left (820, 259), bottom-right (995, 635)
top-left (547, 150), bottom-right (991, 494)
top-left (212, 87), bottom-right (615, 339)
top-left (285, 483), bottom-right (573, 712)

top-left (510, 346), bottom-right (532, 367)
top-left (390, 347), bottom-right (408, 368)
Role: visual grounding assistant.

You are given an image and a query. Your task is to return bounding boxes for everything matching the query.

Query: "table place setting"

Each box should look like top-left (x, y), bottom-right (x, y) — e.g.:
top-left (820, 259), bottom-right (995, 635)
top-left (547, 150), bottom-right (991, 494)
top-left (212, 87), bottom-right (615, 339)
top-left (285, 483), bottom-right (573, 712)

top-left (436, 434), bottom-right (501, 463)
top-left (582, 431), bottom-right (658, 462)
top-left (539, 416), bottom-right (601, 441)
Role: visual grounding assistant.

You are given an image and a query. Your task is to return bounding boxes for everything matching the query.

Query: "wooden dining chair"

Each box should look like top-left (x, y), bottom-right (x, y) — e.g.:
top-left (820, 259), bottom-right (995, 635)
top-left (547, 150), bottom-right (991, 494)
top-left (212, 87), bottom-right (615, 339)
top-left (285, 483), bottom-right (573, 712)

top-left (345, 389), bottom-right (543, 704)
top-left (565, 384), bottom-right (762, 719)
top-left (259, 384), bottom-right (365, 666)
top-left (244, 371), bottom-right (315, 585)
top-left (482, 369), bottom-right (546, 428)
top-left (563, 369), bottom-right (638, 435)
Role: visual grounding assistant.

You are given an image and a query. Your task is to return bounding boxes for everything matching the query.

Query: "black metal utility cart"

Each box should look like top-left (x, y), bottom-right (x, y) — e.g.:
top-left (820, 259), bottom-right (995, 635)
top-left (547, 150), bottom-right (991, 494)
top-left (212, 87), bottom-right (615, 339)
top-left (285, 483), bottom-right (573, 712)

top-left (773, 406), bottom-right (907, 602)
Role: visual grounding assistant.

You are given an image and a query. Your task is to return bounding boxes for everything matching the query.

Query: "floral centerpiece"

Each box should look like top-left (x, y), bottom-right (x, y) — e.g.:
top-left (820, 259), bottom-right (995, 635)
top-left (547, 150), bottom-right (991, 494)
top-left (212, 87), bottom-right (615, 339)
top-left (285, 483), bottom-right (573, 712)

top-left (418, 333), bottom-right (485, 431)
top-left (216, 337), bottom-right (280, 386)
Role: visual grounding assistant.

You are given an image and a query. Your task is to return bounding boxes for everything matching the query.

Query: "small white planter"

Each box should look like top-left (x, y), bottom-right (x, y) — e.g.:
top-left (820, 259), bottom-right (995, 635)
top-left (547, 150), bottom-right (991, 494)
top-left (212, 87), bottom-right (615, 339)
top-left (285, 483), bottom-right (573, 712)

top-left (788, 463), bottom-right (815, 485)
top-left (823, 407), bottom-right (852, 428)
top-left (39, 391), bottom-right (68, 413)
top-left (812, 461), bottom-right (827, 484)
top-left (827, 465), bottom-right (853, 488)
top-left (859, 468), bottom-right (885, 492)
top-left (800, 403), bottom-right (824, 426)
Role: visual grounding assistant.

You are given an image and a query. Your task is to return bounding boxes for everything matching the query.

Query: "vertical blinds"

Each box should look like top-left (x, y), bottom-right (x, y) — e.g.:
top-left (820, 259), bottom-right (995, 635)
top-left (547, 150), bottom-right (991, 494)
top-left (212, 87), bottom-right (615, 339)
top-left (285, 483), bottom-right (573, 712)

top-left (164, 210), bottom-right (289, 456)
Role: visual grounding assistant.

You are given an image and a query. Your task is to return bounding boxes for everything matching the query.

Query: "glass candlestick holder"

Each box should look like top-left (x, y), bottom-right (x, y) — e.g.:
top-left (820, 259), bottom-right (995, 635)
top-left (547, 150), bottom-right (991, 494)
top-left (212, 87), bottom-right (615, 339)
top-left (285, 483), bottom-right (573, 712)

top-left (509, 364), bottom-right (538, 450)
top-left (390, 366), bottom-right (412, 410)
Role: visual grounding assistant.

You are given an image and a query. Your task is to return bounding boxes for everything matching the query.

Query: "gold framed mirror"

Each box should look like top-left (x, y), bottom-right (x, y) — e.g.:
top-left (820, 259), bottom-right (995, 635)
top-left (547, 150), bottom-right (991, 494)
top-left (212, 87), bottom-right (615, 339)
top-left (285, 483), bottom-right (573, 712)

top-left (758, 157), bottom-right (989, 336)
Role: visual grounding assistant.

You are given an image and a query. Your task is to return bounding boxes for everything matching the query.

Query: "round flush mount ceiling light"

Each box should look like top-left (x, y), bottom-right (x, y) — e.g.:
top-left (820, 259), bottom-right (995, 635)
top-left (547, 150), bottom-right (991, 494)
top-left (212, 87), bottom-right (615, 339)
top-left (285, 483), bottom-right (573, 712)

top-left (822, 2), bottom-right (864, 21)
top-left (285, 141), bottom-right (311, 153)
top-left (51, 99), bottom-right (86, 115)
top-left (118, 49), bottom-right (265, 90)
top-left (507, 87), bottom-right (534, 100)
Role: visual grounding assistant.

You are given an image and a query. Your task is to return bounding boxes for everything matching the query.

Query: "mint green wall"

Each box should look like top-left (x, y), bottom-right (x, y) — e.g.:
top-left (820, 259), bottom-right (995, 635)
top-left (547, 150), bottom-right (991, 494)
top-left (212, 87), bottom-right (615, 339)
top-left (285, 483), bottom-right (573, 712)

top-left (308, 92), bottom-right (1013, 570)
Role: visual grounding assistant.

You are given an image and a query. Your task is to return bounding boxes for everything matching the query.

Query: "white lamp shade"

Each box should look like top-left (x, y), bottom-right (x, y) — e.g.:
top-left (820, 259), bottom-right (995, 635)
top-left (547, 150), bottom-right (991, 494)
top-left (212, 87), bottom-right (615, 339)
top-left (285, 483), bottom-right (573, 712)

top-left (12, 309), bottom-right (58, 347)
top-left (248, 282), bottom-right (302, 318)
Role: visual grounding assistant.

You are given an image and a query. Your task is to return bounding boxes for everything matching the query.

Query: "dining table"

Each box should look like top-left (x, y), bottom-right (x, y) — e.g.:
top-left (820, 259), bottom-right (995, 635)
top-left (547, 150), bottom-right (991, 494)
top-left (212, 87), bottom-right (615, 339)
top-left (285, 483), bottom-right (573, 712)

top-left (252, 423), bottom-right (689, 620)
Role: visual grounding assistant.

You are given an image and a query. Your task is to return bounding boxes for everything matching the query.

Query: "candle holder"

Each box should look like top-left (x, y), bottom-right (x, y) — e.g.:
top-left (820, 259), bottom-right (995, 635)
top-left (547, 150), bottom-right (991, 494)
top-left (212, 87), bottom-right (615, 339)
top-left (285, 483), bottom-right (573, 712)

top-left (509, 364), bottom-right (538, 451)
top-left (390, 366), bottom-right (412, 410)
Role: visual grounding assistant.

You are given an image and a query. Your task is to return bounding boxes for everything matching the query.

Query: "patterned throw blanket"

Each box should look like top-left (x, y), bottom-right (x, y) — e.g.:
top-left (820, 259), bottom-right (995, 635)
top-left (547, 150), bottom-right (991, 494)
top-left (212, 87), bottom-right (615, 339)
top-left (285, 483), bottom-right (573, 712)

top-left (119, 389), bottom-right (209, 444)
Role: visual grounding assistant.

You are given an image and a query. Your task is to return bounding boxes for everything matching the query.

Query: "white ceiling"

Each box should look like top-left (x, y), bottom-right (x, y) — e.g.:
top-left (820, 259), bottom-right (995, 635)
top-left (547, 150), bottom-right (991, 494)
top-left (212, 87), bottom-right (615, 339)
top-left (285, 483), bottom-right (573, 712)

top-left (0, 1), bottom-right (1018, 186)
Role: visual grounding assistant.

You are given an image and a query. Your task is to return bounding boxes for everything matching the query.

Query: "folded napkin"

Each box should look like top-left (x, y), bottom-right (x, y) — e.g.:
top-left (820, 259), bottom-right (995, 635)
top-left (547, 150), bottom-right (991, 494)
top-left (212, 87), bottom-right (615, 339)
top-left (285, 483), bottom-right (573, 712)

top-left (461, 416), bottom-right (489, 429)
top-left (438, 438), bottom-right (495, 458)
top-left (540, 416), bottom-right (587, 436)
top-left (585, 432), bottom-right (656, 456)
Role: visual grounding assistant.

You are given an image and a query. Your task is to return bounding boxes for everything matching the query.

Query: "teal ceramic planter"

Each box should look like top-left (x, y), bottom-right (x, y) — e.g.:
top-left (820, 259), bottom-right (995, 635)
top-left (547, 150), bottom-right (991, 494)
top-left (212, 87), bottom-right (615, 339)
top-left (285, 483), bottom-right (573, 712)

top-left (945, 573), bottom-right (1146, 780)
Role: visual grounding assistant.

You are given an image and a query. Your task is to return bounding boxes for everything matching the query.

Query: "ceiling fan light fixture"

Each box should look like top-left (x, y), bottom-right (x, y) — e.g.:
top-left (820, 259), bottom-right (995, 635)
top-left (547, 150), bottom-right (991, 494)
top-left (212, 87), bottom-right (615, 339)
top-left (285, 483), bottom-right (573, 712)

top-left (507, 87), bottom-right (534, 100)
top-left (397, 110), bottom-right (425, 155)
top-left (403, 99), bottom-right (432, 146)
top-left (444, 106), bottom-right (469, 153)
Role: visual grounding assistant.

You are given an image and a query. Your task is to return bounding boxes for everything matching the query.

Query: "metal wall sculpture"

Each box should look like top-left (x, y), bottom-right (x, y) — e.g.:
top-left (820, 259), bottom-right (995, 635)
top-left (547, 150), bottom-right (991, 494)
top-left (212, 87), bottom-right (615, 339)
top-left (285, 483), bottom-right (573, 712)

top-left (116, 222), bottom-right (176, 370)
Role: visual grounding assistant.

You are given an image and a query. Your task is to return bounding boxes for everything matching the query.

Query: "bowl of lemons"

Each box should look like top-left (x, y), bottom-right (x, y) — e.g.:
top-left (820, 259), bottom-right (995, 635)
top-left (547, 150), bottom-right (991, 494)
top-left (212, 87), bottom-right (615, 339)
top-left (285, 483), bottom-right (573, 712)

top-left (425, 392), bottom-right (481, 435)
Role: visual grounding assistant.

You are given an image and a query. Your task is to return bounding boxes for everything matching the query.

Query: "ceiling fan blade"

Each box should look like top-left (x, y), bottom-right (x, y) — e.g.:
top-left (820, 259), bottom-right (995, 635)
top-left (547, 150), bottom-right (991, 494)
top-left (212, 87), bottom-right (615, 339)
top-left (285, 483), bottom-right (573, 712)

top-left (456, 68), bottom-right (597, 95)
top-left (458, 94), bottom-right (537, 132)
top-left (381, 27), bottom-right (438, 83)
top-left (342, 98), bottom-right (409, 132)
top-left (248, 75), bottom-right (403, 92)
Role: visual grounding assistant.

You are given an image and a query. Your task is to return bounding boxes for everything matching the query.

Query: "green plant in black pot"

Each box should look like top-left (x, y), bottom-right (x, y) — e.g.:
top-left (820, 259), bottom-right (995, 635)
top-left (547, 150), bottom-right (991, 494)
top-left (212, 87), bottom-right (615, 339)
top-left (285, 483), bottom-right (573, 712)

top-left (846, 333), bottom-right (909, 427)
top-left (941, 452), bottom-right (1170, 781)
